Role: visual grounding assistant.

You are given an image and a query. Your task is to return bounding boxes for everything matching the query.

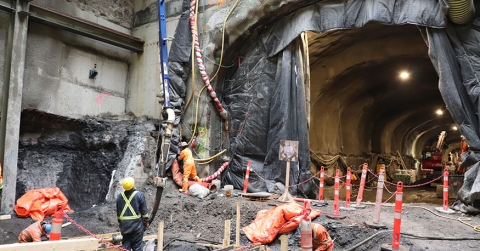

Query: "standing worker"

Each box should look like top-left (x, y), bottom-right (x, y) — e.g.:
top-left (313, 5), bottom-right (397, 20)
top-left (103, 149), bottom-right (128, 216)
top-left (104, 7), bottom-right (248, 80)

top-left (178, 142), bottom-right (201, 192)
top-left (116, 177), bottom-right (150, 251)
top-left (18, 220), bottom-right (51, 243)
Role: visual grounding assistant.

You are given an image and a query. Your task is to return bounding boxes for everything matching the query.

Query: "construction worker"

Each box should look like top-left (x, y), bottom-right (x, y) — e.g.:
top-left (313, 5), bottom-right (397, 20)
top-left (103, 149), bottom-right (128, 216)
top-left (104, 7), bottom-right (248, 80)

top-left (179, 142), bottom-right (201, 192)
top-left (116, 177), bottom-right (149, 251)
top-left (18, 220), bottom-right (51, 243)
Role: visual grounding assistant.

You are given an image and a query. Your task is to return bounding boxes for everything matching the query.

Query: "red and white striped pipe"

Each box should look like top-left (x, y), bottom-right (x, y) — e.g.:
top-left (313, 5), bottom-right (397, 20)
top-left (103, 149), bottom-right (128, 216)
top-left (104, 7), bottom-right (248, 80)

top-left (189, 0), bottom-right (228, 120)
top-left (201, 161), bottom-right (229, 182)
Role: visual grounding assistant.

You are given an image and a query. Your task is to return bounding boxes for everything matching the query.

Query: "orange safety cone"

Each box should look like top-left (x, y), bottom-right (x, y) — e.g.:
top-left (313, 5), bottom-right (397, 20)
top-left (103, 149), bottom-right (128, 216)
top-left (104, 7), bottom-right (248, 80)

top-left (341, 167), bottom-right (355, 211)
top-left (326, 169), bottom-right (346, 219)
top-left (353, 163), bottom-right (368, 209)
top-left (435, 169), bottom-right (455, 214)
top-left (243, 160), bottom-right (251, 194)
top-left (50, 207), bottom-right (64, 241)
top-left (380, 182), bottom-right (409, 251)
top-left (365, 167), bottom-right (386, 229)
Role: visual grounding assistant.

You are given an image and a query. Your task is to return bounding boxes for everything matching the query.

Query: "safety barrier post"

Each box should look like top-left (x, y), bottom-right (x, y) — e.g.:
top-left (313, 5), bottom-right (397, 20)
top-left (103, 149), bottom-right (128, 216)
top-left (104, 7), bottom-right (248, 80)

top-left (381, 182), bottom-right (409, 251)
top-left (341, 168), bottom-right (355, 211)
top-left (317, 166), bottom-right (327, 206)
top-left (435, 169), bottom-right (455, 214)
top-left (50, 207), bottom-right (64, 241)
top-left (365, 167), bottom-right (386, 228)
top-left (243, 160), bottom-right (251, 194)
top-left (353, 163), bottom-right (368, 209)
top-left (326, 169), bottom-right (346, 219)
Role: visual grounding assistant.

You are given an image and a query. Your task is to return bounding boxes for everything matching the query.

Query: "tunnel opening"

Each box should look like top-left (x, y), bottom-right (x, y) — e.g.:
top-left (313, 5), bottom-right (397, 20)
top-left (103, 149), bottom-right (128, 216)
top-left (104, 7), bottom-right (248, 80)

top-left (307, 22), bottom-right (460, 183)
top-left (15, 109), bottom-right (140, 211)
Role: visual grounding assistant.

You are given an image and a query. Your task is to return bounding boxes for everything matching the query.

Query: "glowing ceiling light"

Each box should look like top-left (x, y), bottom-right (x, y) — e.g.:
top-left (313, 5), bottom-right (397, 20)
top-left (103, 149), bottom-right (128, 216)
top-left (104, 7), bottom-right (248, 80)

top-left (452, 126), bottom-right (458, 130)
top-left (436, 109), bottom-right (443, 115)
top-left (399, 71), bottom-right (410, 80)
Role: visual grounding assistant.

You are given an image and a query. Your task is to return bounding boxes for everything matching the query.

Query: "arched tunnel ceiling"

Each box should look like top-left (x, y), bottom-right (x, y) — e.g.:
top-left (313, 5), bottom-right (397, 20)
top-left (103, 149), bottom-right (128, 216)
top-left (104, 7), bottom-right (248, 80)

top-left (307, 22), bottom-right (461, 159)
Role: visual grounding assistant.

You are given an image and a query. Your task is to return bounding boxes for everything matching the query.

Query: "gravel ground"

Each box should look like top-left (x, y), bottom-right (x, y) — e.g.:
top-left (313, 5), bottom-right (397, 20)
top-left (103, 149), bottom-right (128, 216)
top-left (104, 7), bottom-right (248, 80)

top-left (2, 177), bottom-right (480, 250)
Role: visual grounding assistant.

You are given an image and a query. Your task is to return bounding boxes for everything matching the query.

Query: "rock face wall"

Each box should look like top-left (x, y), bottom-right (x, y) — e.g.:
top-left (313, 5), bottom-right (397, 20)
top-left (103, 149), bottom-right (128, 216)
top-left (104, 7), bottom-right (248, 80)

top-left (16, 110), bottom-right (158, 211)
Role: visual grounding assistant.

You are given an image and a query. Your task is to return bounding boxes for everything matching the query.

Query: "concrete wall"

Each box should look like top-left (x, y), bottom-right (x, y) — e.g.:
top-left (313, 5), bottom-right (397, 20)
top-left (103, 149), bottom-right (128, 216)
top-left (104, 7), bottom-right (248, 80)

top-left (0, 12), bottom-right (9, 105)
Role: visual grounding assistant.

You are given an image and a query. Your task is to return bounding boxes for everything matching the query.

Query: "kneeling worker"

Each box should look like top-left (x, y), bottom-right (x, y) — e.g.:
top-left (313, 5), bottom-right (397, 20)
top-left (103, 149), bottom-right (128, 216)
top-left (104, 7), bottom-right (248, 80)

top-left (116, 177), bottom-right (149, 251)
top-left (179, 142), bottom-right (201, 192)
top-left (18, 220), bottom-right (51, 243)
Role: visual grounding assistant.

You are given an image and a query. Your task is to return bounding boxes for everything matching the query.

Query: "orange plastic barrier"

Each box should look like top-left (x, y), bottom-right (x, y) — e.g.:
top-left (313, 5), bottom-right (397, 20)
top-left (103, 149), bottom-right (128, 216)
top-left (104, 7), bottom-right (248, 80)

top-left (243, 202), bottom-right (321, 244)
top-left (14, 187), bottom-right (73, 221)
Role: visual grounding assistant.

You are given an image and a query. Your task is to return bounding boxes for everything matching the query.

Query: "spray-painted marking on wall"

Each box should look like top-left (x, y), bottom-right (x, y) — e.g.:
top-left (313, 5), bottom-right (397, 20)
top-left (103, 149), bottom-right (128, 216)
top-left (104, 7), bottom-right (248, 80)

top-left (197, 126), bottom-right (208, 158)
top-left (95, 93), bottom-right (112, 107)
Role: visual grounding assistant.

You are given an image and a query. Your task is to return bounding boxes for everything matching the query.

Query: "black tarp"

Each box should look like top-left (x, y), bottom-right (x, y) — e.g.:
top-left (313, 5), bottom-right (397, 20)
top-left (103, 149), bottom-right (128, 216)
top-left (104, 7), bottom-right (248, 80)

top-left (168, 0), bottom-right (480, 207)
top-left (427, 21), bottom-right (480, 214)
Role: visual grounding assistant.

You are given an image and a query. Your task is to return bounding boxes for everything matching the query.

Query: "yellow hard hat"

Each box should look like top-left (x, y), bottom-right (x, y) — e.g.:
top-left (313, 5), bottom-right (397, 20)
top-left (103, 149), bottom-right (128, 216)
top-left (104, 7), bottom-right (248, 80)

top-left (122, 177), bottom-right (135, 191)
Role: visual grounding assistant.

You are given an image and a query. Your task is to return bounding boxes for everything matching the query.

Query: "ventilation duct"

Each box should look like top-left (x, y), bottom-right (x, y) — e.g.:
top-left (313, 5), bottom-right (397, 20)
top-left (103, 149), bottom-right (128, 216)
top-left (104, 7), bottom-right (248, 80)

top-left (447, 0), bottom-right (475, 24)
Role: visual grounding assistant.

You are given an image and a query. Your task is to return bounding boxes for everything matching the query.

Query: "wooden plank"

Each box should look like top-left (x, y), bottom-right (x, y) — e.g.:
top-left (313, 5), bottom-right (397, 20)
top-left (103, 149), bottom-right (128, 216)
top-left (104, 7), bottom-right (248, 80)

top-left (223, 220), bottom-right (231, 247)
top-left (0, 215), bottom-right (11, 220)
top-left (0, 238), bottom-right (98, 251)
top-left (158, 221), bottom-right (164, 251)
top-left (235, 203), bottom-right (240, 247)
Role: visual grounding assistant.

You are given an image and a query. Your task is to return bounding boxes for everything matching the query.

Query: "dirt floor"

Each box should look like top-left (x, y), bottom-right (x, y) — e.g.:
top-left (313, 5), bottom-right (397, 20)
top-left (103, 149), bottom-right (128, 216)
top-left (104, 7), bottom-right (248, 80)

top-left (1, 177), bottom-right (480, 251)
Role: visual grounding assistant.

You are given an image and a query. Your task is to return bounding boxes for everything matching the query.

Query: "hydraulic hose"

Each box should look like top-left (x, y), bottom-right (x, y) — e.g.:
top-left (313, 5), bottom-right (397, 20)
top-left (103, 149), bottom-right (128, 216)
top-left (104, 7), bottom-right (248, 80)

top-left (447, 0), bottom-right (475, 25)
top-left (201, 161), bottom-right (229, 182)
top-left (189, 0), bottom-right (229, 120)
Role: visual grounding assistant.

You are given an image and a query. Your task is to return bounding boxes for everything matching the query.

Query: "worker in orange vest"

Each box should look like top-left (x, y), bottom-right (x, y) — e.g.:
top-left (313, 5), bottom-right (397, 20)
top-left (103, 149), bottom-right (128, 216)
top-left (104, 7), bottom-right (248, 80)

top-left (178, 142), bottom-right (200, 192)
top-left (312, 223), bottom-right (334, 251)
top-left (18, 220), bottom-right (51, 243)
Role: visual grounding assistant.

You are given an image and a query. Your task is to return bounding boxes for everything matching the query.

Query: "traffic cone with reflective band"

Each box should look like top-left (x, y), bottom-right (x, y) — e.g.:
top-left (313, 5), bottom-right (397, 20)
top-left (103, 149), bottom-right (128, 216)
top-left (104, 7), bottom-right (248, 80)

top-left (380, 182), bottom-right (409, 251)
top-left (435, 169), bottom-right (455, 214)
top-left (365, 167), bottom-right (386, 229)
top-left (353, 163), bottom-right (368, 209)
top-left (341, 167), bottom-right (355, 211)
top-left (50, 207), bottom-right (63, 241)
top-left (243, 160), bottom-right (251, 194)
top-left (299, 200), bottom-right (313, 250)
top-left (318, 166), bottom-right (325, 202)
top-left (326, 169), bottom-right (346, 219)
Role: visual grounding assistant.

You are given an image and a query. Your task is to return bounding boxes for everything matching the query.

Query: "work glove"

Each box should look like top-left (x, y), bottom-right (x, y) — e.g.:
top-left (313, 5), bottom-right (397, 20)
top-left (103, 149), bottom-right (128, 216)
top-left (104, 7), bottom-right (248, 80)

top-left (143, 221), bottom-right (150, 229)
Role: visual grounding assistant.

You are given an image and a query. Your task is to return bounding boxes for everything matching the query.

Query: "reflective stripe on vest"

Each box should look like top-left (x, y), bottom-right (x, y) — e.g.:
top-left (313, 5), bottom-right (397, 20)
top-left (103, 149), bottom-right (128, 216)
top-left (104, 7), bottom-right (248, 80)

top-left (118, 191), bottom-right (141, 220)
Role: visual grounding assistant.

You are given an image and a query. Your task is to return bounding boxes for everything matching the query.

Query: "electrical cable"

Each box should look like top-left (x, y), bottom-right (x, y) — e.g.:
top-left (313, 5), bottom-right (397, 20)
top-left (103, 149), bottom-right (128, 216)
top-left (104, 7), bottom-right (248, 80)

top-left (401, 232), bottom-right (480, 240)
top-left (195, 149), bottom-right (227, 162)
top-left (343, 230), bottom-right (390, 251)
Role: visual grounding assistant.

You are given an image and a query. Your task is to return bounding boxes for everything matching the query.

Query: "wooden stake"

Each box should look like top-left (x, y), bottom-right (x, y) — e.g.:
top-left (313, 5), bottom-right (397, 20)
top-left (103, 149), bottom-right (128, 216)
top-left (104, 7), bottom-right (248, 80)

top-left (278, 161), bottom-right (294, 202)
top-left (223, 220), bottom-right (231, 247)
top-left (158, 221), bottom-right (164, 251)
top-left (236, 202), bottom-right (240, 247)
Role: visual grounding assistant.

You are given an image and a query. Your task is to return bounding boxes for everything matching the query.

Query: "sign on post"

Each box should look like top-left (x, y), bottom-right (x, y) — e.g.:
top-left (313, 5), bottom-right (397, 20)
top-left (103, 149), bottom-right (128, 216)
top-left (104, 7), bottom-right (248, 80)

top-left (278, 140), bottom-right (299, 202)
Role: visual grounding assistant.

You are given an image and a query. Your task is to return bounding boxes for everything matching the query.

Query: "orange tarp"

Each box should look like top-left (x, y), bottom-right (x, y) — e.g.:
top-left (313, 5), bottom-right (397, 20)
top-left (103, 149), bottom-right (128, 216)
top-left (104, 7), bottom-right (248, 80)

top-left (14, 187), bottom-right (74, 221)
top-left (243, 202), bottom-right (321, 244)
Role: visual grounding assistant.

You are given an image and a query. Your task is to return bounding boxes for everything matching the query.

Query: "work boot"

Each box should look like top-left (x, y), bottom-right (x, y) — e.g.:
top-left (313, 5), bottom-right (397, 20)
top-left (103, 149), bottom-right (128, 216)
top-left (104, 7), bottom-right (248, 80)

top-left (181, 182), bottom-right (188, 192)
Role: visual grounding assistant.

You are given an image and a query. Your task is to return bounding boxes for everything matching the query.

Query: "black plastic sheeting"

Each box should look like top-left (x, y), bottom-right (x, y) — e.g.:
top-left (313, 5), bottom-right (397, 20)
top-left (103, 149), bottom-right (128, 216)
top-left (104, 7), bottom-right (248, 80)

top-left (427, 20), bottom-right (480, 214)
top-left (166, 0), bottom-right (480, 208)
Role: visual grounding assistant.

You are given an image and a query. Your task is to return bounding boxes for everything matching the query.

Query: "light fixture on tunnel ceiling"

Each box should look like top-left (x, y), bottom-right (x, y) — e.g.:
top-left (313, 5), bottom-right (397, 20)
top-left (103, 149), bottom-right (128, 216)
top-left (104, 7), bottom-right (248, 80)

top-left (89, 64), bottom-right (98, 79)
top-left (436, 109), bottom-right (443, 115)
top-left (399, 71), bottom-right (410, 80)
top-left (452, 125), bottom-right (458, 130)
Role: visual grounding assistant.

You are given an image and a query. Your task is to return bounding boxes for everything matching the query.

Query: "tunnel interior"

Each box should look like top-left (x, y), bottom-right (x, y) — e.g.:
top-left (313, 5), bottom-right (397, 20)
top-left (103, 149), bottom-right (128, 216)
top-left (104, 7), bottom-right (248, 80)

top-left (308, 22), bottom-right (461, 166)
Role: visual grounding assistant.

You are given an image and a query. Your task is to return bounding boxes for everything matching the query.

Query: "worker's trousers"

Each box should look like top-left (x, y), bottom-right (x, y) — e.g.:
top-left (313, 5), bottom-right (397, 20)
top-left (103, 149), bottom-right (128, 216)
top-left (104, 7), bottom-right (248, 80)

top-left (122, 230), bottom-right (144, 251)
top-left (182, 162), bottom-right (200, 191)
